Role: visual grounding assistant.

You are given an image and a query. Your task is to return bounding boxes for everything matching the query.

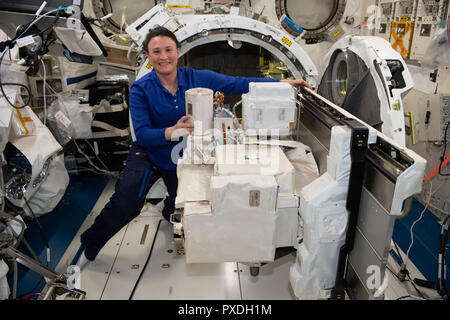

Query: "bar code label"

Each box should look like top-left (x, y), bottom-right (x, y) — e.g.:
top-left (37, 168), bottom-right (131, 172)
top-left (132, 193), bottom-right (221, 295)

top-left (16, 35), bottom-right (35, 48)
top-left (55, 111), bottom-right (72, 128)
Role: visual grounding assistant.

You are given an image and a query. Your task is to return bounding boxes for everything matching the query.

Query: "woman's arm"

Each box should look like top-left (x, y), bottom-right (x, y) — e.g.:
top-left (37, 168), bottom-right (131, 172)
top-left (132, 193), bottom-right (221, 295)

top-left (192, 69), bottom-right (313, 94)
top-left (130, 84), bottom-right (171, 147)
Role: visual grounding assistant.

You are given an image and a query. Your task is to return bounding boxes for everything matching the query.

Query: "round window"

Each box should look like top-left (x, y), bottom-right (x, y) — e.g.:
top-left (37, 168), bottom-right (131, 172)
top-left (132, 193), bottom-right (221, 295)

top-left (285, 0), bottom-right (338, 31)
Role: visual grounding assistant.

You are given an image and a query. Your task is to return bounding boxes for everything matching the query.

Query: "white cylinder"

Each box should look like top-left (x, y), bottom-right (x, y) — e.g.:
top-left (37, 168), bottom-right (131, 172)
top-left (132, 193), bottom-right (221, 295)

top-left (185, 88), bottom-right (214, 136)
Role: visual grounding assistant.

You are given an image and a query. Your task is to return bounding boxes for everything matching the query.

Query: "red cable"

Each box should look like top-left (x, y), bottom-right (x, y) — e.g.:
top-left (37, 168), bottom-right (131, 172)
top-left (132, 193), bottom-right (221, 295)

top-left (20, 293), bottom-right (44, 300)
top-left (423, 155), bottom-right (450, 181)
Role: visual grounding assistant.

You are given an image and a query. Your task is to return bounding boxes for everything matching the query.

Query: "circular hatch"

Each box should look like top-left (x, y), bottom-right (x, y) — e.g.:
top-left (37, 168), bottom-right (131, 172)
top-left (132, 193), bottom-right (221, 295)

top-left (275, 0), bottom-right (346, 42)
top-left (92, 0), bottom-right (157, 34)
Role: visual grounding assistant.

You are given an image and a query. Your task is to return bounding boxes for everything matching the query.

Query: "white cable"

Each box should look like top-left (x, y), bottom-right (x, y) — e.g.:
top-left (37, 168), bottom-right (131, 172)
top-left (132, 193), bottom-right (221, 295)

top-left (221, 106), bottom-right (242, 130)
top-left (226, 128), bottom-right (240, 144)
top-left (406, 205), bottom-right (427, 258)
top-left (232, 100), bottom-right (242, 115)
top-left (40, 76), bottom-right (114, 176)
top-left (428, 202), bottom-right (450, 216)
top-left (73, 140), bottom-right (118, 177)
top-left (406, 181), bottom-right (432, 258)
top-left (405, 181), bottom-right (445, 258)
top-left (44, 81), bottom-right (58, 95)
top-left (127, 42), bottom-right (136, 66)
top-left (100, 13), bottom-right (113, 21)
top-left (35, 1), bottom-right (47, 16)
top-left (15, 7), bottom-right (73, 43)
top-left (41, 59), bottom-right (47, 127)
top-left (83, 139), bottom-right (111, 172)
top-left (408, 294), bottom-right (426, 300)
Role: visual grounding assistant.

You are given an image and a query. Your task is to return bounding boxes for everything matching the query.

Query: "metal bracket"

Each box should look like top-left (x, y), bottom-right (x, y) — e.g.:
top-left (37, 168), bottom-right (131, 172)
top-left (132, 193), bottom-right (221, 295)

top-left (330, 118), bottom-right (369, 300)
top-left (66, 5), bottom-right (81, 29)
top-left (0, 246), bottom-right (85, 300)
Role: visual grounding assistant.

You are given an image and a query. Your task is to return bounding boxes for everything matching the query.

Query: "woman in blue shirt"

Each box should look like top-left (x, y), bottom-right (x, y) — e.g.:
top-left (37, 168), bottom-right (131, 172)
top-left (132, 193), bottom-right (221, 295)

top-left (76, 27), bottom-right (312, 267)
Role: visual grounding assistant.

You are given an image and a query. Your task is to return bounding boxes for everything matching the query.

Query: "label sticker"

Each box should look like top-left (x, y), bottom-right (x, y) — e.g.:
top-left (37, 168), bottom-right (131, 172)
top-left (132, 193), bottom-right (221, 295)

top-left (55, 111), bottom-right (72, 128)
top-left (16, 35), bottom-right (35, 48)
top-left (281, 37), bottom-right (292, 47)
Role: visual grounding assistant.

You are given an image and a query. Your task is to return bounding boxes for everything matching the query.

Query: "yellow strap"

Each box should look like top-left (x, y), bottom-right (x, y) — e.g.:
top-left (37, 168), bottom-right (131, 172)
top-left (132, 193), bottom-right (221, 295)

top-left (167, 5), bottom-right (191, 8)
top-left (15, 109), bottom-right (33, 136)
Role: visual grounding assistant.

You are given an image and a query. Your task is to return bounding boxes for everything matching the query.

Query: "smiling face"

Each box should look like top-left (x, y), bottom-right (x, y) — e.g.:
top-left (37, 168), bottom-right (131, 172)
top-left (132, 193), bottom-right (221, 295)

top-left (147, 35), bottom-right (180, 77)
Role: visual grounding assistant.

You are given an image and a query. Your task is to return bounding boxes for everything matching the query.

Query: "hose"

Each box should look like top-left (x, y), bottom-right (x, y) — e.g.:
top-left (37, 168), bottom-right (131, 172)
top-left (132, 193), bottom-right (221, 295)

top-left (232, 100), bottom-right (242, 115)
top-left (127, 42), bottom-right (136, 66)
top-left (12, 260), bottom-right (18, 299)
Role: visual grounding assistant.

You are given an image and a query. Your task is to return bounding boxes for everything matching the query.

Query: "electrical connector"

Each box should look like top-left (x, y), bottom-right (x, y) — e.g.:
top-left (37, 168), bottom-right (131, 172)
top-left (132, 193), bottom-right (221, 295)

top-left (398, 264), bottom-right (409, 282)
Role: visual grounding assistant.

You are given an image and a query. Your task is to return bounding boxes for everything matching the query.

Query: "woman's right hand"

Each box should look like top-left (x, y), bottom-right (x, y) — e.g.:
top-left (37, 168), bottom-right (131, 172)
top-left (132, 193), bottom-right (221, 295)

top-left (165, 115), bottom-right (195, 140)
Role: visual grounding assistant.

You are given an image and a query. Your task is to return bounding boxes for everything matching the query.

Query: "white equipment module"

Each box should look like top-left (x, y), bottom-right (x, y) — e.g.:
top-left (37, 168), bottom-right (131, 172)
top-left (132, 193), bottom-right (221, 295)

top-left (242, 82), bottom-right (297, 136)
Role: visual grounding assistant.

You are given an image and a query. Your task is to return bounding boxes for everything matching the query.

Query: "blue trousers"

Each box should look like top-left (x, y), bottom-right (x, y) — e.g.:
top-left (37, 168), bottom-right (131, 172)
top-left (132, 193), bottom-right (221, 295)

top-left (80, 144), bottom-right (178, 261)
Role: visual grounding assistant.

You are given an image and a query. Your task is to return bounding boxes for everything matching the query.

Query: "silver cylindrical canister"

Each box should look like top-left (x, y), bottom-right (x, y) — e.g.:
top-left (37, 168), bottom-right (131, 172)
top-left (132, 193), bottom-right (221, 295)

top-left (185, 88), bottom-right (214, 136)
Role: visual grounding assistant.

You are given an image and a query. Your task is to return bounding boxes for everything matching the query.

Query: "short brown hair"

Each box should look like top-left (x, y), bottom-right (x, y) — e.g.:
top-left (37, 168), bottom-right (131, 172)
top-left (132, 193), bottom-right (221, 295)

top-left (142, 26), bottom-right (181, 53)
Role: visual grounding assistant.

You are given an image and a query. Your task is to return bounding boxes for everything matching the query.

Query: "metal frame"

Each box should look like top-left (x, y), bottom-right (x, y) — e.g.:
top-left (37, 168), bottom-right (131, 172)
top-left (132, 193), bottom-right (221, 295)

top-left (296, 87), bottom-right (425, 299)
top-left (0, 246), bottom-right (85, 300)
top-left (125, 4), bottom-right (318, 85)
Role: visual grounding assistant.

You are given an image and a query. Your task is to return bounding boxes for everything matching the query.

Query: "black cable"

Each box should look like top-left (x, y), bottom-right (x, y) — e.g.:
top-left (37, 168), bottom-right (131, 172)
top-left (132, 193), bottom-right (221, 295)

top-left (23, 197), bottom-right (50, 267)
top-left (30, 37), bottom-right (57, 80)
top-left (128, 219), bottom-right (161, 300)
top-left (439, 121), bottom-right (450, 176)
top-left (91, 22), bottom-right (114, 36)
top-left (0, 49), bottom-right (32, 109)
top-left (37, 7), bottom-right (62, 38)
top-left (106, 0), bottom-right (113, 14)
top-left (406, 272), bottom-right (427, 299)
top-left (391, 241), bottom-right (427, 299)
top-left (386, 265), bottom-right (402, 280)
top-left (392, 224), bottom-right (448, 300)
top-left (0, 83), bottom-right (32, 109)
top-left (386, 263), bottom-right (427, 295)
top-left (396, 295), bottom-right (412, 300)
top-left (438, 215), bottom-right (449, 298)
top-left (393, 241), bottom-right (404, 265)
top-left (0, 20), bottom-right (57, 110)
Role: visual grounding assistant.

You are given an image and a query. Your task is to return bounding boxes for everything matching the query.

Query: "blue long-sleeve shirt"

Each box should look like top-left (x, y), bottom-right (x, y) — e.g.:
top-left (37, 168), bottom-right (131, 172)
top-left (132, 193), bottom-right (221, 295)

top-left (130, 67), bottom-right (279, 170)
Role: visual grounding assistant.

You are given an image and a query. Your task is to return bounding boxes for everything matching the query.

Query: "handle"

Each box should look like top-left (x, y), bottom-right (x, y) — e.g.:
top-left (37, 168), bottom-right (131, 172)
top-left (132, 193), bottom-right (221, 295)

top-left (404, 111), bottom-right (416, 145)
top-left (396, 197), bottom-right (413, 219)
